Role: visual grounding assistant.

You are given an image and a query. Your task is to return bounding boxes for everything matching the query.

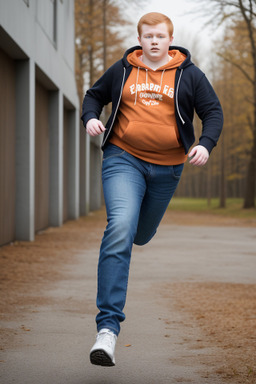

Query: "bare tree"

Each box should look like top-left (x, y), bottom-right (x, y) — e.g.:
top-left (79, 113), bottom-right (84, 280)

top-left (195, 0), bottom-right (256, 208)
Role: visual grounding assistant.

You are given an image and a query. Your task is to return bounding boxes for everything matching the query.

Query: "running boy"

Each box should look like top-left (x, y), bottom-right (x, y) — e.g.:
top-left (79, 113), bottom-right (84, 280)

top-left (81, 12), bottom-right (223, 366)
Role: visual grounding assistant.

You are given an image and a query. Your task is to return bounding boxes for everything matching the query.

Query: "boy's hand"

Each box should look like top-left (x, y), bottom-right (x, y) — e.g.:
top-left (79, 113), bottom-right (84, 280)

top-left (188, 145), bottom-right (209, 166)
top-left (86, 118), bottom-right (106, 136)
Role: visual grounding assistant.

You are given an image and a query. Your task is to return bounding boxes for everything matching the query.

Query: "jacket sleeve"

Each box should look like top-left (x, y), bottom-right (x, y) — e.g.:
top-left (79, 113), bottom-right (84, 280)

top-left (194, 74), bottom-right (224, 153)
top-left (81, 64), bottom-right (116, 128)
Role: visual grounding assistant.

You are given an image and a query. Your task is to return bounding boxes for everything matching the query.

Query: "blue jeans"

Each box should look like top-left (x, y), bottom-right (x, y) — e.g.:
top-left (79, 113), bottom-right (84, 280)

top-left (96, 144), bottom-right (184, 335)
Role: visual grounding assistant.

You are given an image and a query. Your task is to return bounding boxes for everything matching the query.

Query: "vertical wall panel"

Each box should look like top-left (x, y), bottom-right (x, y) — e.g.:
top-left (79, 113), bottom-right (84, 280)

top-left (67, 108), bottom-right (79, 220)
top-left (35, 82), bottom-right (49, 232)
top-left (79, 123), bottom-right (86, 216)
top-left (63, 106), bottom-right (79, 221)
top-left (15, 59), bottom-right (36, 242)
top-left (48, 90), bottom-right (63, 227)
top-left (0, 49), bottom-right (16, 245)
top-left (63, 108), bottom-right (69, 222)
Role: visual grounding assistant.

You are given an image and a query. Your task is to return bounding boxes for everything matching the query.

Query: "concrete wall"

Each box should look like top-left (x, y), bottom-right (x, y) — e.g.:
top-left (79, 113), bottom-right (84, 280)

top-left (0, 0), bottom-right (77, 102)
top-left (0, 0), bottom-right (102, 245)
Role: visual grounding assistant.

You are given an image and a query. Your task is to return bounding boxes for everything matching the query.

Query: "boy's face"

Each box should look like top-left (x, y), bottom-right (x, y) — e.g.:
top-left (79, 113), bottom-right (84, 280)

top-left (138, 22), bottom-right (173, 63)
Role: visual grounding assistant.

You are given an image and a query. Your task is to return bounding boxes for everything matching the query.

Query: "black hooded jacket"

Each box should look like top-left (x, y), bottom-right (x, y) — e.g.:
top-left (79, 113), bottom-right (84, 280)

top-left (81, 46), bottom-right (223, 155)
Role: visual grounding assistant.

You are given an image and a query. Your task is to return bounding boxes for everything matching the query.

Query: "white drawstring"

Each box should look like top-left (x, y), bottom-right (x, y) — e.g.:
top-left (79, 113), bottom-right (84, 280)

top-left (134, 68), bottom-right (166, 105)
top-left (134, 67), bottom-right (140, 105)
top-left (160, 69), bottom-right (165, 90)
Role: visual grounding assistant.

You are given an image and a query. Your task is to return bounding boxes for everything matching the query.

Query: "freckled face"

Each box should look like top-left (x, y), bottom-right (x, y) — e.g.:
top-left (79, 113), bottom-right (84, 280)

top-left (138, 22), bottom-right (173, 64)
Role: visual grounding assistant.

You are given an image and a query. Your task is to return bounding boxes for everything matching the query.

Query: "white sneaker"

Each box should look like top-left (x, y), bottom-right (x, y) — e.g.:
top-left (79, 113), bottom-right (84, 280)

top-left (90, 328), bottom-right (117, 366)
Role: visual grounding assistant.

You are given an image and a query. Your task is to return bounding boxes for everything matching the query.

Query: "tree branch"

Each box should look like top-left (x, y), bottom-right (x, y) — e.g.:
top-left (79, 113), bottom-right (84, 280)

top-left (217, 52), bottom-right (254, 83)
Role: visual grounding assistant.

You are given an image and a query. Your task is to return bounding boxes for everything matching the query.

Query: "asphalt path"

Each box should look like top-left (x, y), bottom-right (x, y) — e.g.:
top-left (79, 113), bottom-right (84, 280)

top-left (1, 222), bottom-right (255, 384)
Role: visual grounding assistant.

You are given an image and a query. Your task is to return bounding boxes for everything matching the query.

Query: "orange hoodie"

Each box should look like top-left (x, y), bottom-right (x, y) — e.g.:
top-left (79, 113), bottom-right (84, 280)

top-left (109, 49), bottom-right (188, 165)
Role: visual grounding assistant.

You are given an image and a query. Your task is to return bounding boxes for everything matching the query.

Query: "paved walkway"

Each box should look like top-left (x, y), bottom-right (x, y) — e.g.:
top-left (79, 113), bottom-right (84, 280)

top-left (0, 218), bottom-right (255, 383)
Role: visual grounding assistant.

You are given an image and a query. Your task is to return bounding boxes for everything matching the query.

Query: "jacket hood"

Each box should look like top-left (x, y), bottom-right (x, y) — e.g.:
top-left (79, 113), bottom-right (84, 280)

top-left (122, 45), bottom-right (193, 69)
top-left (127, 49), bottom-right (186, 70)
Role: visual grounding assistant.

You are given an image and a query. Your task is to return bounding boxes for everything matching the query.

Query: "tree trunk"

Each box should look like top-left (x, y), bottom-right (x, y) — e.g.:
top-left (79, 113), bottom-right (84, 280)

top-left (244, 44), bottom-right (256, 208)
top-left (207, 161), bottom-right (212, 207)
top-left (242, 0), bottom-right (256, 209)
top-left (219, 129), bottom-right (226, 208)
top-left (243, 139), bottom-right (256, 208)
top-left (89, 0), bottom-right (94, 87)
top-left (103, 0), bottom-right (107, 72)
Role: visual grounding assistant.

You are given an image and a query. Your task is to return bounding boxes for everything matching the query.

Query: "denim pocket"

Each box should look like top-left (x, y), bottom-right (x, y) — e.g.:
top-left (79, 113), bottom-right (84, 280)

top-left (103, 144), bottom-right (125, 161)
top-left (172, 163), bottom-right (184, 180)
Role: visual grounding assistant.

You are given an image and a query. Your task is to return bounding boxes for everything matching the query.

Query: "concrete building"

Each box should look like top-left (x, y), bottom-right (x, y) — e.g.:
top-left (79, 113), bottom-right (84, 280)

top-left (0, 0), bottom-right (102, 246)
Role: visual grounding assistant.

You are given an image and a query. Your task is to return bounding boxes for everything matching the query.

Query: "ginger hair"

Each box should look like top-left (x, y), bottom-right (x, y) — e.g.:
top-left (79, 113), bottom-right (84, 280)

top-left (137, 12), bottom-right (174, 38)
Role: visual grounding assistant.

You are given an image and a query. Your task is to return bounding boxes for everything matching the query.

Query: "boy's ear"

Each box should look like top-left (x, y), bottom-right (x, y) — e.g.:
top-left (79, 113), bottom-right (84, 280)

top-left (170, 36), bottom-right (174, 45)
top-left (138, 36), bottom-right (141, 45)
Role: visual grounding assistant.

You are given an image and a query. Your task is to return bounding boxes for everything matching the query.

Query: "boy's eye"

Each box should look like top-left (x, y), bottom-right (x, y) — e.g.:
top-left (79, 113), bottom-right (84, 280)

top-left (143, 34), bottom-right (166, 39)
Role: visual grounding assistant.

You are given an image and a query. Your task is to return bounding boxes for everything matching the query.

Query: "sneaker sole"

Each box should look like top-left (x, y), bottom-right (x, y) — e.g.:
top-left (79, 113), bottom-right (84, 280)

top-left (90, 349), bottom-right (115, 367)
